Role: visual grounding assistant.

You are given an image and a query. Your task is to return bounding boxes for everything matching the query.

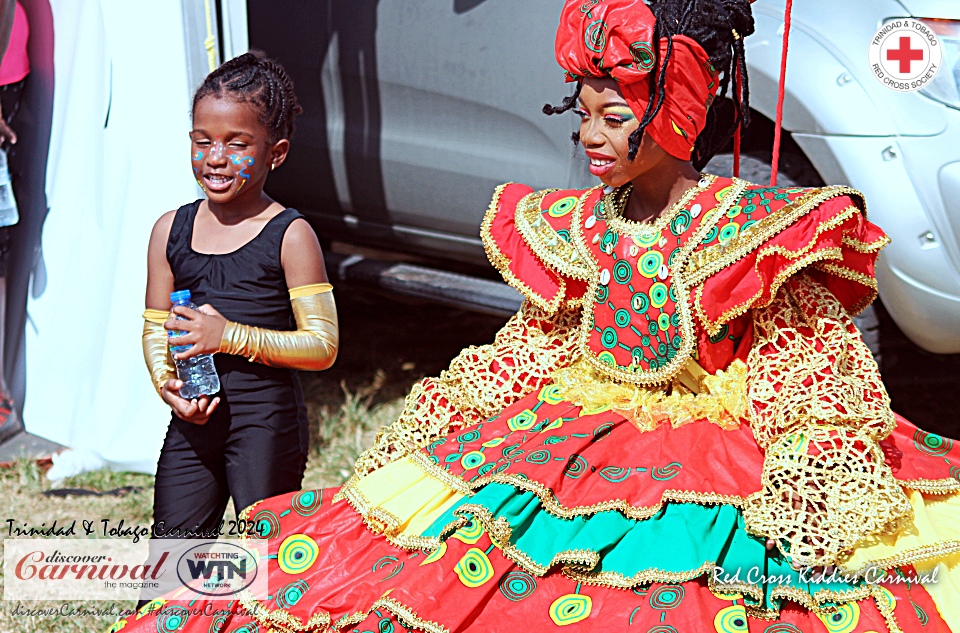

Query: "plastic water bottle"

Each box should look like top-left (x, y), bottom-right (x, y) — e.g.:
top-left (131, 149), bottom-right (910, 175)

top-left (0, 148), bottom-right (18, 227)
top-left (168, 290), bottom-right (221, 399)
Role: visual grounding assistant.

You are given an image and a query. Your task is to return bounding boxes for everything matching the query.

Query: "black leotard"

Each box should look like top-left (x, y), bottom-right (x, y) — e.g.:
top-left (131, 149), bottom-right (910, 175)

top-left (153, 200), bottom-right (310, 535)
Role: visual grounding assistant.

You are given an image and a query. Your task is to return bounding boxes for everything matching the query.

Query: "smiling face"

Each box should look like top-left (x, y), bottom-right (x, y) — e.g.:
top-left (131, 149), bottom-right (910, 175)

top-left (574, 77), bottom-right (671, 188)
top-left (190, 96), bottom-right (289, 206)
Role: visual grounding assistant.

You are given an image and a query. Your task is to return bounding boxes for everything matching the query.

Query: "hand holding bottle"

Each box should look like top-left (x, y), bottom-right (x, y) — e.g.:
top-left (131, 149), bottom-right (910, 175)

top-left (164, 303), bottom-right (228, 359)
top-left (166, 290), bottom-right (221, 401)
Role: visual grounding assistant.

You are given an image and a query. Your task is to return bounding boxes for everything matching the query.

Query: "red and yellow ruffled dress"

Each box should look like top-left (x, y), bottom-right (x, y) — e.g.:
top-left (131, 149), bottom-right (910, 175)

top-left (116, 176), bottom-right (960, 633)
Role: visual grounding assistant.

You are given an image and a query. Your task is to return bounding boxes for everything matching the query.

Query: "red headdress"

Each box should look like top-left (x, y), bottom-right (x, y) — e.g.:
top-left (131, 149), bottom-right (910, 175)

top-left (554, 0), bottom-right (720, 160)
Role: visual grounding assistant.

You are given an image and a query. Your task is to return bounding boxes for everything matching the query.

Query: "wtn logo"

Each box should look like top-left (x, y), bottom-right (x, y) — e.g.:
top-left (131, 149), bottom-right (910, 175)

top-left (185, 559), bottom-right (249, 580)
top-left (175, 542), bottom-right (261, 597)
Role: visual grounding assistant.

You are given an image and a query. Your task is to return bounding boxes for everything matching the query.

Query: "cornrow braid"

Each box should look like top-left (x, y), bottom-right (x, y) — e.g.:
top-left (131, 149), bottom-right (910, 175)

top-left (193, 50), bottom-right (304, 143)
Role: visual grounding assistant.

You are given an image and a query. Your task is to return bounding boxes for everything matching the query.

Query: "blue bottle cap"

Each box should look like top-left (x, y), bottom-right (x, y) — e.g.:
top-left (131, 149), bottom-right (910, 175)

top-left (170, 289), bottom-right (192, 304)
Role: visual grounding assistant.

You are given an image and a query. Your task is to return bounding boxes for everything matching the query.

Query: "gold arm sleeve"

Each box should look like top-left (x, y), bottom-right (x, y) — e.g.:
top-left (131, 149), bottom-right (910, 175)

top-left (219, 284), bottom-right (338, 371)
top-left (741, 273), bottom-right (911, 568)
top-left (142, 309), bottom-right (176, 396)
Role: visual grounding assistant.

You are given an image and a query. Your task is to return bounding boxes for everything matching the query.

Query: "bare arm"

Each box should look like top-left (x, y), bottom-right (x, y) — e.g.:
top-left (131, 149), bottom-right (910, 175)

top-left (145, 211), bottom-right (176, 311)
top-left (280, 217), bottom-right (330, 288)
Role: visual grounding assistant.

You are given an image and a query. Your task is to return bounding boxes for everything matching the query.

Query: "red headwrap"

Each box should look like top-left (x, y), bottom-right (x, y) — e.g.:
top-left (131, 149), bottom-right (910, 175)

top-left (555, 0), bottom-right (719, 160)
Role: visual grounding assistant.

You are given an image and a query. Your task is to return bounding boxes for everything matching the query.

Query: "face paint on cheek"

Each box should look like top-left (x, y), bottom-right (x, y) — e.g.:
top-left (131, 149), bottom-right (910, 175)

top-left (229, 155), bottom-right (255, 193)
top-left (191, 151), bottom-right (204, 189)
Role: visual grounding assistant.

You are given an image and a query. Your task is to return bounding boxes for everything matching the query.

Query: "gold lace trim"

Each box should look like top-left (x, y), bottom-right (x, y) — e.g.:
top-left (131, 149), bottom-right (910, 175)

top-left (550, 356), bottom-right (748, 433)
top-left (692, 205), bottom-right (867, 336)
top-left (514, 188), bottom-right (595, 281)
top-left (899, 478), bottom-right (960, 494)
top-left (685, 186), bottom-right (865, 285)
top-left (448, 503), bottom-right (601, 575)
top-left (480, 183), bottom-right (567, 312)
top-left (373, 596), bottom-right (450, 633)
top-left (407, 449), bottom-right (746, 521)
top-left (237, 500), bottom-right (448, 632)
top-left (871, 583), bottom-right (905, 633)
top-left (813, 261), bottom-right (881, 317)
top-left (747, 274), bottom-right (894, 448)
top-left (422, 498), bottom-right (876, 617)
top-left (604, 175), bottom-right (712, 236)
top-left (743, 275), bottom-right (911, 568)
top-left (842, 540), bottom-right (960, 577)
top-left (236, 590), bottom-right (450, 633)
top-left (238, 590), bottom-right (333, 632)
top-left (334, 468), bottom-right (462, 552)
top-left (842, 232), bottom-right (891, 254)
top-left (351, 301), bottom-right (581, 477)
top-left (572, 176), bottom-right (748, 387)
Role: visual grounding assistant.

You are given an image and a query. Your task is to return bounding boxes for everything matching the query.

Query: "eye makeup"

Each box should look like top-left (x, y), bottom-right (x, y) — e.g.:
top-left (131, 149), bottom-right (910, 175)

top-left (604, 106), bottom-right (636, 123)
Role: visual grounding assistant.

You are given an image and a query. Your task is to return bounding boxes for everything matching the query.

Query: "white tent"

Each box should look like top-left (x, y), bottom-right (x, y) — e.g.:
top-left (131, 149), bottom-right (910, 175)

top-left (18, 0), bottom-right (246, 476)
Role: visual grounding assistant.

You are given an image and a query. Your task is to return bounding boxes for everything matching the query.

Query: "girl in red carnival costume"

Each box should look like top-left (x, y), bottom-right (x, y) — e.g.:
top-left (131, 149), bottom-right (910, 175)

top-left (117, 1), bottom-right (960, 631)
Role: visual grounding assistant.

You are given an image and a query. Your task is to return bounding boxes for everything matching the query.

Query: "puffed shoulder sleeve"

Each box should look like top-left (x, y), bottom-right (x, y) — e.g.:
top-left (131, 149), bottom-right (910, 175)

top-left (684, 186), bottom-right (888, 335)
top-left (481, 183), bottom-right (594, 313)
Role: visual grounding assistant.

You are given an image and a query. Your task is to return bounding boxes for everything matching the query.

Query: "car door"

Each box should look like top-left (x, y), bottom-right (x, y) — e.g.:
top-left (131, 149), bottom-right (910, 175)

top-left (248, 0), bottom-right (590, 265)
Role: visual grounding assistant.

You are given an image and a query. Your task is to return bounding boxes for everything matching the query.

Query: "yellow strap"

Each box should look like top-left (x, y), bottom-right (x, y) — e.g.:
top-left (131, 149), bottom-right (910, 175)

top-left (202, 0), bottom-right (217, 72)
top-left (289, 282), bottom-right (333, 300)
top-left (676, 356), bottom-right (709, 394)
top-left (143, 309), bottom-right (169, 324)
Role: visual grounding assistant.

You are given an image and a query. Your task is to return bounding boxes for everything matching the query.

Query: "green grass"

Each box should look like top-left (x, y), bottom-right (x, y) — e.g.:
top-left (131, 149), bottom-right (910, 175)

top-left (0, 379), bottom-right (403, 633)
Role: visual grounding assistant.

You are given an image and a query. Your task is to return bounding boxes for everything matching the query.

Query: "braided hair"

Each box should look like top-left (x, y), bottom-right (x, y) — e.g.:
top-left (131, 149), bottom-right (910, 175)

top-left (545, 0), bottom-right (754, 170)
top-left (193, 50), bottom-right (303, 143)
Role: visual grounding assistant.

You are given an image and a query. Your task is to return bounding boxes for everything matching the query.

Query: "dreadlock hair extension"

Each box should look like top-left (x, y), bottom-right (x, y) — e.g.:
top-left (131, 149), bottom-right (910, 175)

top-left (193, 50), bottom-right (304, 143)
top-left (543, 80), bottom-right (583, 116)
top-left (649, 0), bottom-right (755, 169)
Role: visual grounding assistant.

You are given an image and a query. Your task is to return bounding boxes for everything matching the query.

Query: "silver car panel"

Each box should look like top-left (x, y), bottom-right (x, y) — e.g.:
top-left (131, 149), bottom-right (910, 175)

top-left (242, 0), bottom-right (960, 352)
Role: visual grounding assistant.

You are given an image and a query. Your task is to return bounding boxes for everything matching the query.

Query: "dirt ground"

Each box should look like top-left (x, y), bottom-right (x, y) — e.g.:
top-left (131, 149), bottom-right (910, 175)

top-left (297, 286), bottom-right (506, 435)
top-left (313, 285), bottom-right (960, 440)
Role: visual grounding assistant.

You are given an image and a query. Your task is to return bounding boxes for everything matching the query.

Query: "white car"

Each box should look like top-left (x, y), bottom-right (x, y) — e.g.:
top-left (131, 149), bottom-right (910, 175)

top-left (209, 0), bottom-right (960, 352)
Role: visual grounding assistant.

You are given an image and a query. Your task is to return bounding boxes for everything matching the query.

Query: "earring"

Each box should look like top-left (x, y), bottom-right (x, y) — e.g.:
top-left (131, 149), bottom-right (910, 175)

top-left (270, 164), bottom-right (276, 171)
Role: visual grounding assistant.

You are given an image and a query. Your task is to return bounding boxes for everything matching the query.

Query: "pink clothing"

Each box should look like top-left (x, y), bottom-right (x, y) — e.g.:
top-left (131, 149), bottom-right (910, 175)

top-left (0, 1), bottom-right (29, 85)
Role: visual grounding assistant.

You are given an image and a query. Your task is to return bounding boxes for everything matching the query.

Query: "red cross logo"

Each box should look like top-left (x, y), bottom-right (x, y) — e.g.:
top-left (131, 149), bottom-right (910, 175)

top-left (886, 36), bottom-right (924, 74)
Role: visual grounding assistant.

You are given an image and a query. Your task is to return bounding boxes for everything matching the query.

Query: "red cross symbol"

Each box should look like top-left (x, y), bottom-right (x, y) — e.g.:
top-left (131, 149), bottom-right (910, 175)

top-left (887, 36), bottom-right (924, 74)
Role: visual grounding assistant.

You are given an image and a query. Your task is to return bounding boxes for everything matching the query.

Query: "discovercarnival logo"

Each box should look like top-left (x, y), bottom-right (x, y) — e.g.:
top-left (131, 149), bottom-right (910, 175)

top-left (3, 539), bottom-right (268, 601)
top-left (869, 18), bottom-right (942, 92)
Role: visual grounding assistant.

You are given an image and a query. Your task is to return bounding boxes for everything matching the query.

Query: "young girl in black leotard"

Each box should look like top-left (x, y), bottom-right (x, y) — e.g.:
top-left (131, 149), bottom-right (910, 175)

top-left (140, 51), bottom-right (339, 540)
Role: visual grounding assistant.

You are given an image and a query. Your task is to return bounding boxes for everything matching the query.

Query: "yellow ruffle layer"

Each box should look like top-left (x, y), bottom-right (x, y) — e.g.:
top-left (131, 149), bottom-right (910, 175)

top-left (336, 456), bottom-right (465, 548)
top-left (843, 488), bottom-right (960, 631)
